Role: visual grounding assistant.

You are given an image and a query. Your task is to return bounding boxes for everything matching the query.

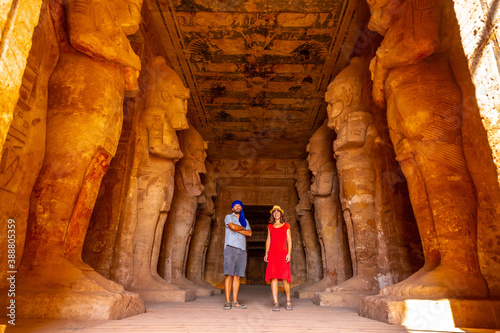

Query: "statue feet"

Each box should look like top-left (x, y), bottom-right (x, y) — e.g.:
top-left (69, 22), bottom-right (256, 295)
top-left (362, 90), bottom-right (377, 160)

top-left (380, 263), bottom-right (436, 296)
top-left (130, 273), bottom-right (180, 291)
top-left (172, 276), bottom-right (213, 296)
top-left (300, 275), bottom-right (337, 292)
top-left (188, 278), bottom-right (220, 291)
top-left (330, 274), bottom-right (379, 292)
top-left (291, 280), bottom-right (316, 293)
top-left (68, 257), bottom-right (126, 293)
top-left (18, 255), bottom-right (108, 292)
top-left (381, 265), bottom-right (488, 298)
top-left (172, 275), bottom-right (204, 289)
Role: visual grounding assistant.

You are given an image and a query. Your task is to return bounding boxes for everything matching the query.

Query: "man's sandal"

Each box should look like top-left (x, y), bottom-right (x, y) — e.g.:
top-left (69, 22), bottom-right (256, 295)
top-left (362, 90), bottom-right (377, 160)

top-left (272, 303), bottom-right (280, 311)
top-left (232, 302), bottom-right (247, 309)
top-left (223, 302), bottom-right (232, 310)
top-left (286, 300), bottom-right (293, 311)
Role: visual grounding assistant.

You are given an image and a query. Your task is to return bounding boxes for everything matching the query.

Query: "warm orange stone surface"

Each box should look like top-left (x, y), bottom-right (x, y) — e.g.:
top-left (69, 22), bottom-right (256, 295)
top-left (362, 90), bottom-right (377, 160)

top-left (0, 0), bottom-right (43, 156)
top-left (0, 0), bottom-right (499, 330)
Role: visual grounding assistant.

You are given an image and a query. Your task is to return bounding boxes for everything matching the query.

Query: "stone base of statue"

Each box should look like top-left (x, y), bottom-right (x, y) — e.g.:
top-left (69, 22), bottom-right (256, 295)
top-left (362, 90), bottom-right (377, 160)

top-left (313, 291), bottom-right (378, 309)
top-left (181, 287), bottom-right (213, 297)
top-left (296, 290), bottom-right (320, 299)
top-left (4, 288), bottom-right (145, 320)
top-left (359, 294), bottom-right (500, 330)
top-left (188, 279), bottom-right (223, 295)
top-left (129, 288), bottom-right (196, 303)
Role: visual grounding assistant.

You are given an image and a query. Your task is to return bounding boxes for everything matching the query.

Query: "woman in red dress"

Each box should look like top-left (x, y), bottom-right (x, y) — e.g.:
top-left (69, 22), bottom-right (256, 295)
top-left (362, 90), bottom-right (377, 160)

top-left (264, 205), bottom-right (293, 311)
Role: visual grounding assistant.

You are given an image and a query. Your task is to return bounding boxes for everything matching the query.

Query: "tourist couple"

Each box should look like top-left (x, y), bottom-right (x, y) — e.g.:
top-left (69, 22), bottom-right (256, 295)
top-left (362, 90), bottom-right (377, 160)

top-left (223, 200), bottom-right (292, 312)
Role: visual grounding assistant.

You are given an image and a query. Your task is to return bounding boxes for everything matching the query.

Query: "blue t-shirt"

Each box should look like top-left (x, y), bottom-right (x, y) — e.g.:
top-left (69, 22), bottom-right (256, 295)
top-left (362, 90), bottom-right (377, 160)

top-left (224, 213), bottom-right (251, 251)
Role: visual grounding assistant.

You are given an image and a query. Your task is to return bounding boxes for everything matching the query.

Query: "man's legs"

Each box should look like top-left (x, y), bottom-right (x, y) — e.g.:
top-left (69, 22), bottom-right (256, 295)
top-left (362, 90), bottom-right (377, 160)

top-left (232, 275), bottom-right (240, 303)
top-left (224, 275), bottom-right (233, 303)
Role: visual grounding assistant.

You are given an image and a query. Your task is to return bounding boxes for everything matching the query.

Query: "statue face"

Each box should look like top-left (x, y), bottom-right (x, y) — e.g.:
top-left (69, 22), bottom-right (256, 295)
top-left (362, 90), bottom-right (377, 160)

top-left (367, 0), bottom-right (403, 35)
top-left (162, 89), bottom-right (190, 130)
top-left (193, 147), bottom-right (207, 174)
top-left (325, 80), bottom-right (352, 132)
top-left (306, 143), bottom-right (320, 175)
top-left (110, 0), bottom-right (143, 35)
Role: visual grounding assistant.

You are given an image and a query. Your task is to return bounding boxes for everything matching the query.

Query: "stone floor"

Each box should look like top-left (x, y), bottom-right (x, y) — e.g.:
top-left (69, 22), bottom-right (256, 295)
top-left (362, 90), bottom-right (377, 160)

top-left (1, 285), bottom-right (498, 333)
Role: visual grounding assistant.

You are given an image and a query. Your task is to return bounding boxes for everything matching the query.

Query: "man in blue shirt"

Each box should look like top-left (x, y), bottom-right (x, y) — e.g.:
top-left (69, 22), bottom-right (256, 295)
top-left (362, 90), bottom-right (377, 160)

top-left (223, 200), bottom-right (252, 310)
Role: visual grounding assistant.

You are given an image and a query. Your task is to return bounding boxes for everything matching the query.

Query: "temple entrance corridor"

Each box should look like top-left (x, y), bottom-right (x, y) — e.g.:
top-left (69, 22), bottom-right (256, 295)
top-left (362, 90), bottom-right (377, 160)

top-left (5, 285), bottom-right (495, 333)
top-left (244, 205), bottom-right (273, 285)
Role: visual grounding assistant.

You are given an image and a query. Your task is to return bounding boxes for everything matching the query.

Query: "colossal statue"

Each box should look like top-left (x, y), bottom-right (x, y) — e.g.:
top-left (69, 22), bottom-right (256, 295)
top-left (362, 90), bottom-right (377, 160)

top-left (16, 0), bottom-right (145, 318)
top-left (367, 0), bottom-right (487, 297)
top-left (159, 126), bottom-right (211, 296)
top-left (185, 160), bottom-right (221, 294)
top-left (292, 160), bottom-right (323, 292)
top-left (299, 122), bottom-right (350, 295)
top-left (325, 57), bottom-right (379, 292)
top-left (128, 56), bottom-right (188, 297)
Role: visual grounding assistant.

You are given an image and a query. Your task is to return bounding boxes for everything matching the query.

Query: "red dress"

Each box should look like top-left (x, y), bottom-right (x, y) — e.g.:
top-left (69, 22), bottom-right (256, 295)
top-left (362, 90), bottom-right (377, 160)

top-left (265, 223), bottom-right (291, 283)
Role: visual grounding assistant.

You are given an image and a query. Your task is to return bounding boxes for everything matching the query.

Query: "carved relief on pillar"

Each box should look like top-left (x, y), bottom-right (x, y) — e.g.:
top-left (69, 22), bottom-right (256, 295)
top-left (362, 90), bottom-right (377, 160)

top-left (0, 0), bottom-right (58, 289)
top-left (0, 0), bottom-right (44, 155)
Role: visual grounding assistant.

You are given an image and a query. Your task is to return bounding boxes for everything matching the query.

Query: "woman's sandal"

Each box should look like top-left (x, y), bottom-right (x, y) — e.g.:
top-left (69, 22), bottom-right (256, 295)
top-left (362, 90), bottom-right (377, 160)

top-left (286, 300), bottom-right (293, 311)
top-left (272, 303), bottom-right (280, 311)
top-left (223, 302), bottom-right (232, 310)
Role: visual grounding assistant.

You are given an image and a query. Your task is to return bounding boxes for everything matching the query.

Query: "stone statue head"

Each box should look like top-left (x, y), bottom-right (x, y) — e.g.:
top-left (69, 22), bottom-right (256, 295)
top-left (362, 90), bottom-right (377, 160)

top-left (110, 0), bottom-right (144, 35)
top-left (325, 57), bottom-right (366, 132)
top-left (146, 56), bottom-right (190, 131)
top-left (203, 160), bottom-right (217, 199)
top-left (295, 160), bottom-right (312, 212)
top-left (295, 160), bottom-right (311, 196)
top-left (178, 125), bottom-right (208, 174)
top-left (366, 0), bottom-right (404, 36)
top-left (306, 121), bottom-right (334, 175)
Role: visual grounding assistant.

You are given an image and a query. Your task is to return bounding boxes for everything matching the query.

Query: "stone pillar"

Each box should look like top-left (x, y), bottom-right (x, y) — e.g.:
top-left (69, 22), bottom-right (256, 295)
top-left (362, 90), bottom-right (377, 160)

top-left (185, 160), bottom-right (222, 294)
top-left (13, 0), bottom-right (145, 319)
top-left (159, 126), bottom-right (212, 296)
top-left (314, 57), bottom-right (380, 308)
top-left (360, 0), bottom-right (499, 329)
top-left (291, 160), bottom-right (323, 294)
top-left (126, 56), bottom-right (195, 303)
top-left (297, 122), bottom-right (352, 298)
top-left (0, 0), bottom-right (58, 289)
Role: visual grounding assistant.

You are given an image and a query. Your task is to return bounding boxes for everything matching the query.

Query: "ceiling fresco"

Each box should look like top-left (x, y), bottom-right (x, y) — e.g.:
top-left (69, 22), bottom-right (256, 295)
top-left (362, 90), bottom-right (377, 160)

top-left (143, 0), bottom-right (369, 159)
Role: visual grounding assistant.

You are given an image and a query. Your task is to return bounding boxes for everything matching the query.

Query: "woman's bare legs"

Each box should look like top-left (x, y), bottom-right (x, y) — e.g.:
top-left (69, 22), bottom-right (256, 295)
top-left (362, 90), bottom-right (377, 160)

top-left (283, 280), bottom-right (291, 301)
top-left (271, 279), bottom-right (279, 304)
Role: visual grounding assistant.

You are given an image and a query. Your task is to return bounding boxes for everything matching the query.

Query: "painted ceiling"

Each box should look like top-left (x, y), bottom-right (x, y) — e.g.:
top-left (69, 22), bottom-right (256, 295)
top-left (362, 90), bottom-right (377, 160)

top-left (143, 0), bottom-right (368, 159)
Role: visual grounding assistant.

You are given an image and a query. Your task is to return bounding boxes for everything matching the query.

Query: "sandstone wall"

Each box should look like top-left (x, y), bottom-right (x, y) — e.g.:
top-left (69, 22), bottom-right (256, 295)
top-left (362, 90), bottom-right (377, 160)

top-left (0, 0), bottom-right (57, 288)
top-left (452, 0), bottom-right (500, 297)
top-left (0, 0), bottom-right (43, 155)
